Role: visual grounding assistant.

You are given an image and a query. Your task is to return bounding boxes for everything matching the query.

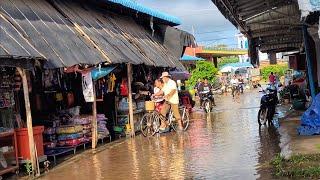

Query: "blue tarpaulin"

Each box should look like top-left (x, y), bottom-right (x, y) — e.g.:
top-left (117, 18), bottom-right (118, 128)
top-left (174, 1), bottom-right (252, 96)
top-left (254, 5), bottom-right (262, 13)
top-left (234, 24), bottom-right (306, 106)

top-left (180, 55), bottom-right (205, 61)
top-left (91, 66), bottom-right (116, 80)
top-left (298, 93), bottom-right (320, 135)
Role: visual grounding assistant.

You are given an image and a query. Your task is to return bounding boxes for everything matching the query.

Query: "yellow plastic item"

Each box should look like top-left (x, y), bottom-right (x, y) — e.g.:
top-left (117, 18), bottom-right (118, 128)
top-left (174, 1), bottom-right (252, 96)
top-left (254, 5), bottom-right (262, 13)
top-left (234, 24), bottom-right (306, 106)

top-left (145, 101), bottom-right (155, 111)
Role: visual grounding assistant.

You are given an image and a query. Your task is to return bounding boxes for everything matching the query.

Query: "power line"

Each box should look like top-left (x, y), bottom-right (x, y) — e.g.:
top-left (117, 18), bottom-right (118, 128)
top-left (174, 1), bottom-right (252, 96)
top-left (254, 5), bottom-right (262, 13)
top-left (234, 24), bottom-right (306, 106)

top-left (197, 37), bottom-right (236, 42)
top-left (195, 29), bottom-right (236, 34)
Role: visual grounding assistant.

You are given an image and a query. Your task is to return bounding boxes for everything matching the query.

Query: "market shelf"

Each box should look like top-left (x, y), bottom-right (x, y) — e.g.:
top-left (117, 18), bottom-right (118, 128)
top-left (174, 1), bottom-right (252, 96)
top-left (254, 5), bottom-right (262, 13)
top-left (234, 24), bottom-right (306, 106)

top-left (0, 165), bottom-right (19, 176)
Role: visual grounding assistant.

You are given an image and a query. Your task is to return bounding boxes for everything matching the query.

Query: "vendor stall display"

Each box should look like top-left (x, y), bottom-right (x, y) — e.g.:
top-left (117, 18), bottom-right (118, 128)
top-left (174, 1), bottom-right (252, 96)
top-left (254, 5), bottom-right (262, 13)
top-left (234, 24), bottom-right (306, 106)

top-left (43, 108), bottom-right (110, 162)
top-left (0, 130), bottom-right (19, 177)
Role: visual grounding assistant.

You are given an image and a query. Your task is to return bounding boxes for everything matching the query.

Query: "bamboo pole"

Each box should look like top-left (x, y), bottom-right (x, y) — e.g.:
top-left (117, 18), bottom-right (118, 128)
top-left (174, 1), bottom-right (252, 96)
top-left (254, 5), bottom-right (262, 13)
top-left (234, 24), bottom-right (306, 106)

top-left (127, 63), bottom-right (135, 137)
top-left (17, 67), bottom-right (37, 176)
top-left (92, 80), bottom-right (98, 149)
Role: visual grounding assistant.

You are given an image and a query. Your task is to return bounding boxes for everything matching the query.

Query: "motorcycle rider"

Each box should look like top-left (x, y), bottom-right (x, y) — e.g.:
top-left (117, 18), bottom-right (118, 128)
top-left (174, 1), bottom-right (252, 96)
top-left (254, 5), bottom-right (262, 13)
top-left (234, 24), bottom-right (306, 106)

top-left (199, 78), bottom-right (216, 107)
top-left (230, 75), bottom-right (239, 99)
top-left (238, 75), bottom-right (244, 93)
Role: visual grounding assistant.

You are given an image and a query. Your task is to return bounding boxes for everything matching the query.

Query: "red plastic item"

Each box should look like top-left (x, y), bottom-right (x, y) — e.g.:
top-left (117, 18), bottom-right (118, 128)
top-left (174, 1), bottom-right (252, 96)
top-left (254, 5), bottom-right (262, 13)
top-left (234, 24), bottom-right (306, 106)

top-left (15, 126), bottom-right (44, 160)
top-left (182, 96), bottom-right (193, 113)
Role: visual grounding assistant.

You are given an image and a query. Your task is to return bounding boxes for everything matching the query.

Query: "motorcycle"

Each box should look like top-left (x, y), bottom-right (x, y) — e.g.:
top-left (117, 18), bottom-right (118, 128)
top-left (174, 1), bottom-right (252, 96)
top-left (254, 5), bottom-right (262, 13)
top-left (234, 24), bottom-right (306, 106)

top-left (200, 90), bottom-right (214, 113)
top-left (258, 85), bottom-right (278, 125)
top-left (238, 83), bottom-right (244, 94)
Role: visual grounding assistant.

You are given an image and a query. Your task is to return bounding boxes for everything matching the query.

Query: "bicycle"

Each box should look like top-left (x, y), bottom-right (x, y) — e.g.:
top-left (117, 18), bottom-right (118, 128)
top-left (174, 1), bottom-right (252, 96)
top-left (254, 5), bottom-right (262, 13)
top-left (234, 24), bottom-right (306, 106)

top-left (140, 101), bottom-right (190, 137)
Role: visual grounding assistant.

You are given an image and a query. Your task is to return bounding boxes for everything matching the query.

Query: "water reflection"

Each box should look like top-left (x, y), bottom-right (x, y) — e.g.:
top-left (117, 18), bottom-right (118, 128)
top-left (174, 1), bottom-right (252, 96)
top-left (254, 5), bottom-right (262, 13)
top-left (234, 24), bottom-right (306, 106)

top-left (39, 92), bottom-right (280, 180)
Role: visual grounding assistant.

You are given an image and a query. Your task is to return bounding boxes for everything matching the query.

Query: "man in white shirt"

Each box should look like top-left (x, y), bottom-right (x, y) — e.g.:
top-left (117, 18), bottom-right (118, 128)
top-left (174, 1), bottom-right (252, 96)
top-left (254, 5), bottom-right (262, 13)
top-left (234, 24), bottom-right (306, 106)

top-left (230, 75), bottom-right (239, 98)
top-left (155, 72), bottom-right (183, 131)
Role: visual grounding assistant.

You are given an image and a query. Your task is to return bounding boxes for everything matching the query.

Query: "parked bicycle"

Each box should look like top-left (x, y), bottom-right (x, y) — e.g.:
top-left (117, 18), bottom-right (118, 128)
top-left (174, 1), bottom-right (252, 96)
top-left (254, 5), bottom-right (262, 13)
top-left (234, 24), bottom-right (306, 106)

top-left (140, 100), bottom-right (190, 137)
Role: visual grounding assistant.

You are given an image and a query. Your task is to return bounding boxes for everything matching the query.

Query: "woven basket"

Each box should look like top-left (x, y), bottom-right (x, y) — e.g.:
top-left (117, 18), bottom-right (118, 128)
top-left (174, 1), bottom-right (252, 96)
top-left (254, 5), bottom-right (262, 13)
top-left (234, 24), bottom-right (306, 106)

top-left (145, 101), bottom-right (155, 111)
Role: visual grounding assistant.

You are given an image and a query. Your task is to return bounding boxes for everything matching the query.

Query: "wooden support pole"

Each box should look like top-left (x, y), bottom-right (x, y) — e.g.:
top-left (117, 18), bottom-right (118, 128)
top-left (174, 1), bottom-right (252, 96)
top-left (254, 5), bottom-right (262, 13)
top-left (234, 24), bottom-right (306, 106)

top-left (127, 63), bottom-right (135, 137)
top-left (17, 68), bottom-right (37, 176)
top-left (92, 80), bottom-right (98, 149)
top-left (303, 25), bottom-right (316, 99)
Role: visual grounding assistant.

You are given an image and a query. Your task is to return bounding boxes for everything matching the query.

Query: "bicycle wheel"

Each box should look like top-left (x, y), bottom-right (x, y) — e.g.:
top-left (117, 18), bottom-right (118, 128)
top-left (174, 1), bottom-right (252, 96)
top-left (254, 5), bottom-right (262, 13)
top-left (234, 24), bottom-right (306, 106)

top-left (258, 108), bottom-right (268, 126)
top-left (171, 107), bottom-right (190, 131)
top-left (181, 108), bottom-right (190, 131)
top-left (140, 112), bottom-right (158, 137)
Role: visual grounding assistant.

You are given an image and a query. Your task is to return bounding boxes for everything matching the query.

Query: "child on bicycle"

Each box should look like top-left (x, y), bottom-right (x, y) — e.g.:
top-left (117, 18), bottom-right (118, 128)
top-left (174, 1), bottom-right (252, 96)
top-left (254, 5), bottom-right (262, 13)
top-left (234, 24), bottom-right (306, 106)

top-left (153, 79), bottom-right (164, 112)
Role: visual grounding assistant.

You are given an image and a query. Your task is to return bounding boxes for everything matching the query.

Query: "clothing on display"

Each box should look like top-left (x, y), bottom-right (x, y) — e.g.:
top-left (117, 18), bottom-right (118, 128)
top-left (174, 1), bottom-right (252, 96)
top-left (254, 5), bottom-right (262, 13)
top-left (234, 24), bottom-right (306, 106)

top-left (120, 78), bottom-right (128, 96)
top-left (107, 73), bottom-right (117, 93)
top-left (82, 72), bottom-right (94, 102)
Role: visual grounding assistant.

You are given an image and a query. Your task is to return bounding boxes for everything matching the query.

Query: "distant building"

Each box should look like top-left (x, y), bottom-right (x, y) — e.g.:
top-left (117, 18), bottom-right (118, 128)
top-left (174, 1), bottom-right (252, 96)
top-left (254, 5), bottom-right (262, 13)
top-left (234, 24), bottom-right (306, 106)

top-left (235, 33), bottom-right (287, 64)
top-left (235, 33), bottom-right (249, 63)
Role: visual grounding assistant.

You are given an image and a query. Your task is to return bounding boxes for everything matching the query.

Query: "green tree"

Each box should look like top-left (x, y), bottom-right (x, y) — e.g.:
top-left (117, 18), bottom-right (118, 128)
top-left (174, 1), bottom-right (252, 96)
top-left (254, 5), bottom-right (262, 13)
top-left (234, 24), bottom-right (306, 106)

top-left (186, 61), bottom-right (218, 89)
top-left (261, 64), bottom-right (288, 80)
top-left (218, 56), bottom-right (239, 68)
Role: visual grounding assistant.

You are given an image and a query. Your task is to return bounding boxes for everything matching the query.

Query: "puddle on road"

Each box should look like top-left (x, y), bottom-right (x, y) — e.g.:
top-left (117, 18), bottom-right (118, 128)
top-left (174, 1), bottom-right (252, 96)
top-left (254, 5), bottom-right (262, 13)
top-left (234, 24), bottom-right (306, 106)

top-left (40, 92), bottom-right (281, 180)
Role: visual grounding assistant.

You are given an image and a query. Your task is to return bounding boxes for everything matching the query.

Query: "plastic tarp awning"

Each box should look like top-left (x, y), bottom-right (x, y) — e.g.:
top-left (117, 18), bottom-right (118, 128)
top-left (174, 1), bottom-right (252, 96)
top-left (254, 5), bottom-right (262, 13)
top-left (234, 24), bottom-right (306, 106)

top-left (92, 66), bottom-right (116, 80)
top-left (180, 55), bottom-right (205, 61)
top-left (220, 62), bottom-right (253, 73)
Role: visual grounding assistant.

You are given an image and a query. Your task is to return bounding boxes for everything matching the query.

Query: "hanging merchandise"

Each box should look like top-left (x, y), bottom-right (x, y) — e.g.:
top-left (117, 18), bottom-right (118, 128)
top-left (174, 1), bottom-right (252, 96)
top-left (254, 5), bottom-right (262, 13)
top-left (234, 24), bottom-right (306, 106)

top-left (43, 70), bottom-right (60, 90)
top-left (107, 73), bottom-right (116, 93)
top-left (14, 70), bottom-right (22, 91)
top-left (120, 78), bottom-right (128, 96)
top-left (67, 92), bottom-right (75, 108)
top-left (0, 91), bottom-right (15, 109)
top-left (82, 72), bottom-right (94, 102)
top-left (26, 71), bottom-right (32, 93)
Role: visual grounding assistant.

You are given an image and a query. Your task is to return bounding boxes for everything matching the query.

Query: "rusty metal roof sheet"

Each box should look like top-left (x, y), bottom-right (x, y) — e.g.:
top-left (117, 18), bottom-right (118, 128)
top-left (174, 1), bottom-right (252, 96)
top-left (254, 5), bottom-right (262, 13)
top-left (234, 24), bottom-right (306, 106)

top-left (0, 0), bottom-right (184, 69)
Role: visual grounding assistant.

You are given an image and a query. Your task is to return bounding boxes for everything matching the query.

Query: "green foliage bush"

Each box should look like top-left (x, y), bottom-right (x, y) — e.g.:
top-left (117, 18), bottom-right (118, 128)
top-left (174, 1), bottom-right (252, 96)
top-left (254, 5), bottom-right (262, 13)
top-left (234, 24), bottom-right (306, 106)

top-left (218, 56), bottom-right (239, 68)
top-left (261, 64), bottom-right (288, 80)
top-left (186, 61), bottom-right (218, 89)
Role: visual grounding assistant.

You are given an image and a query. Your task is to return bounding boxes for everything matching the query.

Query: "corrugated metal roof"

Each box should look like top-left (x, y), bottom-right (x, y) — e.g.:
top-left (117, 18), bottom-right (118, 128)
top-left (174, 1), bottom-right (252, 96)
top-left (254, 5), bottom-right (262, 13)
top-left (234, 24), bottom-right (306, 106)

top-left (0, 0), bottom-right (184, 69)
top-left (105, 0), bottom-right (181, 25)
top-left (0, 12), bottom-right (43, 59)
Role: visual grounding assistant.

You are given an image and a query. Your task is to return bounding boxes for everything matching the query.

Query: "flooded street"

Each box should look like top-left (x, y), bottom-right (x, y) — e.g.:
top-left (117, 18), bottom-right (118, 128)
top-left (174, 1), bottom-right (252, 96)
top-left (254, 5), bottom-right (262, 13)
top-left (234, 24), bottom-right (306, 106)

top-left (40, 91), bottom-right (280, 180)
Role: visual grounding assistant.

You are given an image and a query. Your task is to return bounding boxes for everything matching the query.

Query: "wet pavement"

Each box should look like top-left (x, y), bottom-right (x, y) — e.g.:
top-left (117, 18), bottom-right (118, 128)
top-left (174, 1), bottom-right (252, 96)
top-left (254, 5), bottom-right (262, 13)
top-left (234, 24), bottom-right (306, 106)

top-left (39, 91), bottom-right (281, 180)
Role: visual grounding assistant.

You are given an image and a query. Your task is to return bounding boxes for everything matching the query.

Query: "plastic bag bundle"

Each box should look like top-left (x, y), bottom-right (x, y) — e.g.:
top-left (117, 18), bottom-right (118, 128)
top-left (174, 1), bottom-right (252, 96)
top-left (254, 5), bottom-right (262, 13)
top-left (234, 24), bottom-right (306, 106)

top-left (56, 125), bottom-right (83, 134)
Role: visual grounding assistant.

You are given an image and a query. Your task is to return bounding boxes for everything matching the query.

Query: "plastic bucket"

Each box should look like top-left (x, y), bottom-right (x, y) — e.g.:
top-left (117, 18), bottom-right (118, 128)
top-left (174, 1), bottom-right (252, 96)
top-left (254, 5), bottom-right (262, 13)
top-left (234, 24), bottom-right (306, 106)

top-left (15, 126), bottom-right (44, 160)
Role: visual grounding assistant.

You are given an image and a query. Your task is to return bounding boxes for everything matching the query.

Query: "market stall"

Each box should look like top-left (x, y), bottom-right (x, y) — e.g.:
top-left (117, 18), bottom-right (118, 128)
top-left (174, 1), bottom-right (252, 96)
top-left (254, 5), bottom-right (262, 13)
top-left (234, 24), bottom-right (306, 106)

top-left (0, 63), bottom-right (42, 177)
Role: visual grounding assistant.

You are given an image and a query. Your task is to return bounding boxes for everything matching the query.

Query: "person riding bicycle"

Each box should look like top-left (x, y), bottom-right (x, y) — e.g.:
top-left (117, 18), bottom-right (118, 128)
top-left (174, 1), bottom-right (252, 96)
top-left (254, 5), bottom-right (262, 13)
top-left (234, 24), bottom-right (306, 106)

top-left (154, 72), bottom-right (183, 132)
top-left (199, 78), bottom-right (216, 106)
top-left (230, 75), bottom-right (239, 99)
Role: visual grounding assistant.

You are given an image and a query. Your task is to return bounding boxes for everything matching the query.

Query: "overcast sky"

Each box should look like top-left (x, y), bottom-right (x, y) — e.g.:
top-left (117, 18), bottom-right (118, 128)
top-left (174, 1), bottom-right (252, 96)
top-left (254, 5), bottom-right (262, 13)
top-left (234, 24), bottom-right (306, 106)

top-left (137, 0), bottom-right (239, 48)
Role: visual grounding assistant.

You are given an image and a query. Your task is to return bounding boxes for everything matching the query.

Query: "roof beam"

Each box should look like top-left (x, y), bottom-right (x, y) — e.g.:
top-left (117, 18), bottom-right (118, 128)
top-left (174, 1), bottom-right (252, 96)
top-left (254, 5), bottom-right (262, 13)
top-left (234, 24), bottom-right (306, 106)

top-left (258, 34), bottom-right (303, 42)
top-left (217, 0), bottom-right (248, 33)
top-left (259, 39), bottom-right (302, 46)
top-left (239, 1), bottom-right (295, 20)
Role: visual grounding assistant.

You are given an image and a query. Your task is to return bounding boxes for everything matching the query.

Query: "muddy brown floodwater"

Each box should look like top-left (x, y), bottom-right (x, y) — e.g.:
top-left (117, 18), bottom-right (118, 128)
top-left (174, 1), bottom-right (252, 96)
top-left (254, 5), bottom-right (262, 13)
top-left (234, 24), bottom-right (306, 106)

top-left (39, 91), bottom-right (281, 180)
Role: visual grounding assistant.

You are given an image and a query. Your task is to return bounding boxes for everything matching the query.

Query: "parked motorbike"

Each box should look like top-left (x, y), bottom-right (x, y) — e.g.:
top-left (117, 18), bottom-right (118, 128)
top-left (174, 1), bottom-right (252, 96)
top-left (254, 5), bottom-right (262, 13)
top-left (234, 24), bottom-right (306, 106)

top-left (258, 86), bottom-right (278, 125)
top-left (238, 83), bottom-right (244, 94)
top-left (200, 90), bottom-right (214, 113)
